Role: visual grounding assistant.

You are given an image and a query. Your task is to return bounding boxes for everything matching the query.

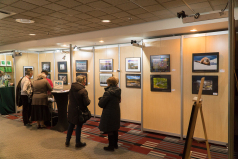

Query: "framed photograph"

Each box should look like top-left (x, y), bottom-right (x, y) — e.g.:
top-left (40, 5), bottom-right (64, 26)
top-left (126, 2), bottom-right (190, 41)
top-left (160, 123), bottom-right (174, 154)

top-left (0, 67), bottom-right (4, 72)
top-left (100, 73), bottom-right (113, 86)
top-left (23, 66), bottom-right (33, 79)
top-left (99, 59), bottom-right (113, 72)
top-left (192, 52), bottom-right (219, 72)
top-left (58, 61), bottom-right (67, 72)
top-left (76, 60), bottom-right (88, 72)
top-left (58, 74), bottom-right (68, 85)
top-left (5, 67), bottom-right (12, 73)
top-left (150, 75), bottom-right (171, 92)
top-left (46, 74), bottom-right (51, 80)
top-left (0, 60), bottom-right (6, 66)
top-left (6, 61), bottom-right (11, 66)
top-left (192, 76), bottom-right (218, 95)
top-left (53, 80), bottom-right (63, 90)
top-left (125, 57), bottom-right (141, 72)
top-left (42, 62), bottom-right (51, 72)
top-left (126, 74), bottom-right (141, 88)
top-left (76, 73), bottom-right (88, 85)
top-left (150, 55), bottom-right (170, 72)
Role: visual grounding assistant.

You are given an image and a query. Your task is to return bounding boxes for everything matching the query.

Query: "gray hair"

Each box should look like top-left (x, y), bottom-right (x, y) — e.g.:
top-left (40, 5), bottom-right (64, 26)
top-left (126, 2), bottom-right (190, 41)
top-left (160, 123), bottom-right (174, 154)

top-left (26, 69), bottom-right (33, 75)
top-left (76, 75), bottom-right (85, 83)
top-left (37, 73), bottom-right (46, 80)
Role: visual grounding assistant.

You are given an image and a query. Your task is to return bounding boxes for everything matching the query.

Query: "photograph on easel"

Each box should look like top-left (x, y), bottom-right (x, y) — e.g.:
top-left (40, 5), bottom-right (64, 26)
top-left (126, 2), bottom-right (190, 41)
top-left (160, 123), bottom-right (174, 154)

top-left (192, 52), bottom-right (219, 72)
top-left (192, 75), bottom-right (218, 95)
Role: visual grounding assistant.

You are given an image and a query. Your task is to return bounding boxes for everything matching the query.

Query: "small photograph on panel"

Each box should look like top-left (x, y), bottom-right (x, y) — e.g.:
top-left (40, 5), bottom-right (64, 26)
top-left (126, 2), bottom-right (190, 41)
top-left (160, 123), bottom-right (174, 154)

top-left (150, 55), bottom-right (170, 72)
top-left (99, 59), bottom-right (113, 72)
top-left (192, 75), bottom-right (218, 95)
top-left (150, 75), bottom-right (171, 92)
top-left (100, 73), bottom-right (113, 86)
top-left (76, 60), bottom-right (88, 72)
top-left (58, 74), bottom-right (68, 85)
top-left (42, 62), bottom-right (50, 72)
top-left (126, 74), bottom-right (141, 88)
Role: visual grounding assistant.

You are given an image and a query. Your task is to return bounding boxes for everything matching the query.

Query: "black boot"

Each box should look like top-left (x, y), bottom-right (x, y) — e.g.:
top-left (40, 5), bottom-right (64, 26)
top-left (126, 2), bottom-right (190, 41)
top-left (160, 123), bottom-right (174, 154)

top-left (75, 142), bottom-right (86, 148)
top-left (113, 131), bottom-right (118, 149)
top-left (104, 134), bottom-right (114, 151)
top-left (65, 140), bottom-right (70, 147)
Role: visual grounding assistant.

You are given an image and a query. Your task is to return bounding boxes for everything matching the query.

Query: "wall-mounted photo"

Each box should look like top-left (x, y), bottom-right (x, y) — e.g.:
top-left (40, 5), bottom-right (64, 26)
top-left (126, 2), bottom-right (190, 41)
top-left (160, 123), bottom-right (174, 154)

top-left (126, 74), bottom-right (141, 88)
top-left (0, 67), bottom-right (4, 72)
top-left (76, 73), bottom-right (88, 85)
top-left (100, 73), bottom-right (113, 86)
top-left (192, 52), bottom-right (219, 72)
top-left (99, 59), bottom-right (113, 72)
top-left (150, 55), bottom-right (170, 72)
top-left (150, 75), bottom-right (171, 92)
top-left (0, 60), bottom-right (6, 66)
top-left (6, 61), bottom-right (11, 66)
top-left (58, 74), bottom-right (68, 85)
top-left (5, 67), bottom-right (12, 73)
top-left (192, 75), bottom-right (218, 95)
top-left (42, 62), bottom-right (51, 72)
top-left (23, 66), bottom-right (33, 79)
top-left (58, 61), bottom-right (67, 72)
top-left (76, 60), bottom-right (88, 72)
top-left (46, 73), bottom-right (51, 80)
top-left (125, 57), bottom-right (141, 72)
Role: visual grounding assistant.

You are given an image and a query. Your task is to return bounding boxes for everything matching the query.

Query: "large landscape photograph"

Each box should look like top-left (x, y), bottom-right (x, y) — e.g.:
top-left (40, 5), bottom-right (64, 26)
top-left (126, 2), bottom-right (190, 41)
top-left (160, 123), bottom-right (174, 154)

top-left (150, 55), bottom-right (170, 72)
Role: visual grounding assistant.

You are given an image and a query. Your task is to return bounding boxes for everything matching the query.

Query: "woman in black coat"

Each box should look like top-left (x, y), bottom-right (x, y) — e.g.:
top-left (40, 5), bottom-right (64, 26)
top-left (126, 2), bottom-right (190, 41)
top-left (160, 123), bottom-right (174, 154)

top-left (98, 77), bottom-right (121, 151)
top-left (65, 75), bottom-right (90, 148)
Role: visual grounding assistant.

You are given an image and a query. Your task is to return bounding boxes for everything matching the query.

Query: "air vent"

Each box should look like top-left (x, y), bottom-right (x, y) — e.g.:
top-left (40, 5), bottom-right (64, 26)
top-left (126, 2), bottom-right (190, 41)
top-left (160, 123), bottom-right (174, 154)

top-left (0, 9), bottom-right (16, 20)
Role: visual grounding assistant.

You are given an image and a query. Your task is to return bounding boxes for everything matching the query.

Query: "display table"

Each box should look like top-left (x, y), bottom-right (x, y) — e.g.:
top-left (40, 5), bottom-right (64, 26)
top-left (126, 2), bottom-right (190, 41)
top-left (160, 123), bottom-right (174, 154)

top-left (0, 86), bottom-right (15, 115)
top-left (51, 91), bottom-right (69, 132)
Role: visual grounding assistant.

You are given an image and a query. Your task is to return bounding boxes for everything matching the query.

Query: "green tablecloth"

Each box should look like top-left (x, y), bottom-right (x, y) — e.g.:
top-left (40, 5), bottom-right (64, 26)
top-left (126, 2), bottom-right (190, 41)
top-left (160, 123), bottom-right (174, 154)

top-left (0, 86), bottom-right (15, 115)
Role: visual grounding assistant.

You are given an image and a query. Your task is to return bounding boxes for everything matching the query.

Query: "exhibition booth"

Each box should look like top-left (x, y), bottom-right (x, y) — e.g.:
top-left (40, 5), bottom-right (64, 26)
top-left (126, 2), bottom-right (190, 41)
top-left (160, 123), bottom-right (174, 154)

top-left (1, 30), bottom-right (228, 145)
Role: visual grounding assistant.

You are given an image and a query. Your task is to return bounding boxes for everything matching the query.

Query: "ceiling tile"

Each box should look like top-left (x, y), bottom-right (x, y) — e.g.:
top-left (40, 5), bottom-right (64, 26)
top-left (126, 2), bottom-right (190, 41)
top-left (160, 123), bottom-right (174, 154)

top-left (160, 0), bottom-right (185, 9)
top-left (22, 0), bottom-right (51, 6)
top-left (75, 20), bottom-right (91, 25)
top-left (144, 4), bottom-right (164, 12)
top-left (38, 15), bottom-right (58, 21)
top-left (213, 4), bottom-right (227, 11)
top-left (11, 1), bottom-right (39, 10)
top-left (86, 10), bottom-right (107, 17)
top-left (168, 5), bottom-right (193, 15)
top-left (98, 14), bottom-right (117, 20)
top-left (32, 7), bottom-right (55, 15)
top-left (87, 1), bottom-right (111, 9)
top-left (1, 6), bottom-right (25, 13)
top-left (152, 10), bottom-right (174, 16)
top-left (136, 13), bottom-right (155, 19)
top-left (121, 15), bottom-right (139, 21)
top-left (49, 12), bottom-right (68, 18)
top-left (72, 4), bottom-right (94, 12)
top-left (210, 0), bottom-right (228, 6)
top-left (129, 19), bottom-right (146, 24)
top-left (11, 14), bottom-right (33, 20)
top-left (87, 18), bottom-right (101, 23)
top-left (21, 11), bottom-right (42, 17)
top-left (56, 0), bottom-right (82, 8)
top-left (59, 9), bottom-right (81, 15)
top-left (113, 12), bottom-right (131, 18)
top-left (127, 8), bottom-right (148, 15)
top-left (189, 2), bottom-right (211, 10)
top-left (144, 16), bottom-right (161, 22)
top-left (43, 3), bottom-right (67, 11)
top-left (116, 2), bottom-right (138, 11)
top-left (62, 16), bottom-right (80, 22)
top-left (102, 0), bottom-right (129, 6)
top-left (0, 0), bottom-right (18, 5)
top-left (74, 13), bottom-right (93, 19)
top-left (132, 0), bottom-right (158, 7)
top-left (47, 0), bottom-right (61, 2)
top-left (184, 0), bottom-right (207, 4)
top-left (158, 14), bottom-right (174, 20)
top-left (193, 7), bottom-right (214, 13)
top-left (0, 3), bottom-right (7, 8)
top-left (53, 18), bottom-right (69, 24)
top-left (109, 18), bottom-right (125, 24)
top-left (75, 0), bottom-right (97, 4)
top-left (102, 6), bottom-right (122, 14)
top-left (87, 23), bottom-right (102, 27)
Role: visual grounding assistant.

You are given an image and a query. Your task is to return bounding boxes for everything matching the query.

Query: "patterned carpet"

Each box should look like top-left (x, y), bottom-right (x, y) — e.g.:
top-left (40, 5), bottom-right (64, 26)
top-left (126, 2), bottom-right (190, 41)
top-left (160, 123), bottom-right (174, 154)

top-left (2, 113), bottom-right (228, 159)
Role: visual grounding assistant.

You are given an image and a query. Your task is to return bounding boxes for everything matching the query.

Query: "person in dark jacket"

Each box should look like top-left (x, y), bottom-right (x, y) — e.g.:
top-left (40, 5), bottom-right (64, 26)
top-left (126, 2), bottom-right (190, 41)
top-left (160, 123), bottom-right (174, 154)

top-left (65, 75), bottom-right (90, 148)
top-left (98, 77), bottom-right (121, 151)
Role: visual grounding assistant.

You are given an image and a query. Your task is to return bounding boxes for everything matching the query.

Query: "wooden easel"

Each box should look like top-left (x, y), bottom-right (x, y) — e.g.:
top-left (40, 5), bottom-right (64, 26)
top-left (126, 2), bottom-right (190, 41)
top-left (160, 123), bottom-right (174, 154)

top-left (182, 77), bottom-right (211, 159)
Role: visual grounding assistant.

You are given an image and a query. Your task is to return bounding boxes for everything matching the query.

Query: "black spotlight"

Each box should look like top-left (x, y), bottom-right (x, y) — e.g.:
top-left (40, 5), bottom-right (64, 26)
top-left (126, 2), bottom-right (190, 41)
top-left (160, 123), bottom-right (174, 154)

top-left (177, 11), bottom-right (187, 19)
top-left (131, 40), bottom-right (137, 44)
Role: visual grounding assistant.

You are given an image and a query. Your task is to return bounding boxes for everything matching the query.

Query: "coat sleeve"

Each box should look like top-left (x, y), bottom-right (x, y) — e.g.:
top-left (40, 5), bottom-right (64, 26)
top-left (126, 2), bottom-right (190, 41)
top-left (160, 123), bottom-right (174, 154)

top-left (80, 89), bottom-right (90, 107)
top-left (46, 80), bottom-right (53, 91)
top-left (98, 91), bottom-right (110, 108)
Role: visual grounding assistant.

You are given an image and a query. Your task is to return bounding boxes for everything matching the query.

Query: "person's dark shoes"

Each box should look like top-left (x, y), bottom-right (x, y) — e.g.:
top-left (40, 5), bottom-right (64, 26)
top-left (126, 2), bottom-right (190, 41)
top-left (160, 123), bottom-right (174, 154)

top-left (114, 145), bottom-right (118, 149)
top-left (75, 142), bottom-right (86, 148)
top-left (24, 123), bottom-right (32, 127)
top-left (37, 125), bottom-right (41, 129)
top-left (65, 140), bottom-right (70, 147)
top-left (104, 146), bottom-right (114, 151)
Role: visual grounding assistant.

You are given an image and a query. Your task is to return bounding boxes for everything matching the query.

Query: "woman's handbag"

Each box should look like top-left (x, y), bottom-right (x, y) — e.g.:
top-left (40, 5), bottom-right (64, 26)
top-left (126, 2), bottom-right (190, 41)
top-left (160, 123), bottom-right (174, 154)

top-left (81, 108), bottom-right (91, 123)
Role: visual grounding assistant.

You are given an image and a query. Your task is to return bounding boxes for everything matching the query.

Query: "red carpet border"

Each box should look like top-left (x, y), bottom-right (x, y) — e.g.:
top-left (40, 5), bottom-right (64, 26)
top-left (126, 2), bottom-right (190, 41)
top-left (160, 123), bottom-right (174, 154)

top-left (2, 113), bottom-right (228, 159)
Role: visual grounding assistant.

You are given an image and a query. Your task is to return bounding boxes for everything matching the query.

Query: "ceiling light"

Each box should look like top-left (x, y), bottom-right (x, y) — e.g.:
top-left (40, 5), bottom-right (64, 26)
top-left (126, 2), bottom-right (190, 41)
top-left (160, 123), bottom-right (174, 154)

top-left (190, 29), bottom-right (197, 32)
top-left (16, 19), bottom-right (35, 23)
top-left (29, 34), bottom-right (35, 36)
top-left (62, 44), bottom-right (68, 47)
top-left (99, 40), bottom-right (104, 43)
top-left (101, 20), bottom-right (111, 23)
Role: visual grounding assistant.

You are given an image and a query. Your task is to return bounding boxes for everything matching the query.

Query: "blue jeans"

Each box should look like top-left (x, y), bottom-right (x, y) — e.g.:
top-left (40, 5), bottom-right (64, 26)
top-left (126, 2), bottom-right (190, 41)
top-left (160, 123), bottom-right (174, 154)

top-left (66, 122), bottom-right (83, 143)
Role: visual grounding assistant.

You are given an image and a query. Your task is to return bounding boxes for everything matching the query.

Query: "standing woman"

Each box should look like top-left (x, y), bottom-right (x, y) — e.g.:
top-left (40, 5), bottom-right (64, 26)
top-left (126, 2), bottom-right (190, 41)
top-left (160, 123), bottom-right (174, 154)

top-left (98, 77), bottom-right (121, 151)
top-left (31, 73), bottom-right (52, 128)
top-left (66, 75), bottom-right (90, 148)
